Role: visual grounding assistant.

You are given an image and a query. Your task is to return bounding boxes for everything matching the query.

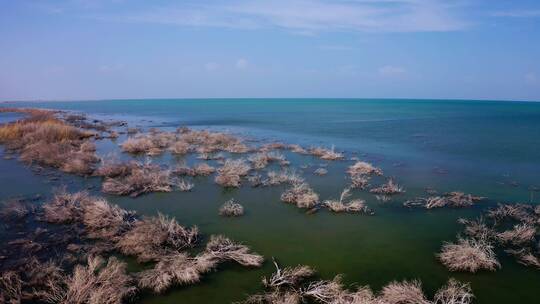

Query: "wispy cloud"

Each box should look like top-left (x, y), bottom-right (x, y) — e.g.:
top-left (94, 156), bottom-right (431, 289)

top-left (105, 0), bottom-right (469, 33)
top-left (491, 10), bottom-right (540, 18)
top-left (378, 65), bottom-right (406, 77)
top-left (235, 58), bottom-right (249, 69)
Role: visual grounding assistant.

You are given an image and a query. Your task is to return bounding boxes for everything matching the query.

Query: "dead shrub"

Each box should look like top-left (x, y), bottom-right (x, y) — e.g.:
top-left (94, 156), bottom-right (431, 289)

top-left (116, 213), bottom-right (198, 262)
top-left (169, 141), bottom-right (192, 155)
top-left (314, 168), bottom-right (328, 176)
top-left (281, 183), bottom-right (319, 209)
top-left (176, 179), bottom-right (194, 192)
top-left (263, 260), bottom-right (315, 289)
top-left (137, 253), bottom-right (209, 293)
top-left (264, 169), bottom-right (304, 186)
top-left (82, 198), bottom-right (135, 240)
top-left (0, 271), bottom-right (22, 304)
top-left (348, 161), bottom-right (383, 176)
top-left (102, 162), bottom-right (173, 197)
top-left (487, 204), bottom-right (535, 224)
top-left (323, 189), bottom-right (372, 214)
top-left (438, 237), bottom-right (500, 272)
top-left (0, 200), bottom-right (30, 220)
top-left (204, 235), bottom-right (264, 267)
top-left (370, 179), bottom-right (405, 195)
top-left (496, 224), bottom-right (536, 245)
top-left (308, 146), bottom-right (344, 160)
top-left (215, 159), bottom-right (251, 188)
top-left (379, 280), bottom-right (430, 304)
top-left (434, 278), bottom-right (474, 304)
top-left (193, 163), bottom-right (216, 176)
top-left (506, 249), bottom-right (540, 269)
top-left (219, 199), bottom-right (244, 217)
top-left (63, 256), bottom-right (135, 304)
top-left (43, 189), bottom-right (91, 224)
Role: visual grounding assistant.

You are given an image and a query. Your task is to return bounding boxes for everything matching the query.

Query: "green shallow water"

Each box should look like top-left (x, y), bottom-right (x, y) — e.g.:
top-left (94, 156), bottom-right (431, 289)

top-left (1, 99), bottom-right (540, 303)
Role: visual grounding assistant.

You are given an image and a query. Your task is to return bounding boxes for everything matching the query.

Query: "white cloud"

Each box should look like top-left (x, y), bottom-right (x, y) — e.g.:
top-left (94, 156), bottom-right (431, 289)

top-left (204, 62), bottom-right (220, 71)
top-left (111, 0), bottom-right (468, 33)
top-left (378, 65), bottom-right (406, 77)
top-left (235, 58), bottom-right (249, 69)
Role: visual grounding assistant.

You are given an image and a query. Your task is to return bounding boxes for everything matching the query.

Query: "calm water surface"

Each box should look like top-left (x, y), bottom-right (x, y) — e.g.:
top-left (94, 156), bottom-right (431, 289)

top-left (1, 99), bottom-right (539, 303)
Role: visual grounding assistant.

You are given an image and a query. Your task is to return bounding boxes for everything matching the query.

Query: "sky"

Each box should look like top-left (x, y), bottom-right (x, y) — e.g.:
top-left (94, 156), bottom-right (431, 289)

top-left (0, 0), bottom-right (539, 101)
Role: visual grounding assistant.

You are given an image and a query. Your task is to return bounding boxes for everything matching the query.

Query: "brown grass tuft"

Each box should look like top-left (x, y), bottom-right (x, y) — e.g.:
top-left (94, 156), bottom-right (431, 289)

top-left (323, 189), bottom-right (372, 214)
top-left (102, 162), bottom-right (173, 197)
top-left (370, 178), bottom-right (405, 195)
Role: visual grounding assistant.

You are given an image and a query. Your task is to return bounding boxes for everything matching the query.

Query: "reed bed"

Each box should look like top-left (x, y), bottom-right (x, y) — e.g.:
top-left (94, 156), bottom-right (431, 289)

top-left (0, 109), bottom-right (98, 175)
top-left (241, 260), bottom-right (474, 304)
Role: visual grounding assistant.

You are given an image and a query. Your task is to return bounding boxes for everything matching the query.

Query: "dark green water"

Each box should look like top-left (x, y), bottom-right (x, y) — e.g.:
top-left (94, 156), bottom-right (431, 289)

top-left (1, 99), bottom-right (539, 303)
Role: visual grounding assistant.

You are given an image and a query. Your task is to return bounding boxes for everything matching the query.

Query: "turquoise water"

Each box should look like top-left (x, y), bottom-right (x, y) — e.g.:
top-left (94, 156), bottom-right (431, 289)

top-left (1, 99), bottom-right (540, 303)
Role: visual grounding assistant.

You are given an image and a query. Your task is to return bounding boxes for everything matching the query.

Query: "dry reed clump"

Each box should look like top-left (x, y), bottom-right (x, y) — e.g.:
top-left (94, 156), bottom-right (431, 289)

top-left (405, 192), bottom-right (485, 209)
top-left (176, 178), bottom-right (195, 192)
top-left (219, 199), bottom-right (245, 217)
top-left (348, 161), bottom-right (383, 176)
top-left (314, 168), bottom-right (328, 176)
top-left (457, 218), bottom-right (495, 240)
top-left (0, 199), bottom-right (30, 220)
top-left (193, 162), bottom-right (216, 176)
top-left (496, 224), bottom-right (536, 245)
top-left (215, 159), bottom-right (251, 188)
top-left (0, 271), bottom-right (22, 304)
top-left (323, 189), bottom-right (372, 214)
top-left (505, 249), bottom-right (540, 269)
top-left (308, 145), bottom-right (344, 160)
top-left (116, 213), bottom-right (198, 262)
top-left (62, 255), bottom-right (135, 304)
top-left (264, 169), bottom-right (304, 186)
top-left (204, 235), bottom-right (264, 267)
top-left (101, 162), bottom-right (174, 197)
top-left (262, 260), bottom-right (315, 289)
top-left (288, 144), bottom-right (308, 154)
top-left (81, 198), bottom-right (136, 240)
top-left (179, 128), bottom-right (250, 154)
top-left (370, 178), bottom-right (405, 195)
top-left (242, 260), bottom-right (473, 304)
top-left (347, 161), bottom-right (383, 189)
top-left (137, 252), bottom-right (211, 293)
top-left (433, 278), bottom-right (474, 304)
top-left (249, 152), bottom-right (287, 169)
top-left (94, 160), bottom-right (136, 178)
top-left (281, 183), bottom-right (319, 209)
top-left (437, 236), bottom-right (500, 272)
top-left (138, 235), bottom-right (262, 294)
top-left (0, 110), bottom-right (98, 175)
top-left (487, 203), bottom-right (535, 224)
top-left (378, 280), bottom-right (430, 304)
top-left (169, 140), bottom-right (192, 155)
top-left (42, 189), bottom-right (92, 223)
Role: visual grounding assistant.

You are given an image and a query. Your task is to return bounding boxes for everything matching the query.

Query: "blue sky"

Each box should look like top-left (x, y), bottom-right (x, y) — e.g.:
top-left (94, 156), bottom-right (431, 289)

top-left (1, 0), bottom-right (539, 101)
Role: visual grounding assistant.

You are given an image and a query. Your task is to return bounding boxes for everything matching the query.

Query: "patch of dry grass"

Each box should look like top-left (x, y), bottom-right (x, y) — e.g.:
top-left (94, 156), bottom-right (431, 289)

top-left (308, 145), bottom-right (344, 160)
top-left (370, 178), bottom-right (405, 195)
top-left (219, 199), bottom-right (244, 217)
